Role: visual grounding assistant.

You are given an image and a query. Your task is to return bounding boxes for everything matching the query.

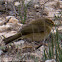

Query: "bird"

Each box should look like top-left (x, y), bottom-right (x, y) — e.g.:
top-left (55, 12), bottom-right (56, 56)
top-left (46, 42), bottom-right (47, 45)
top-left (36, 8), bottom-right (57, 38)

top-left (3, 17), bottom-right (55, 45)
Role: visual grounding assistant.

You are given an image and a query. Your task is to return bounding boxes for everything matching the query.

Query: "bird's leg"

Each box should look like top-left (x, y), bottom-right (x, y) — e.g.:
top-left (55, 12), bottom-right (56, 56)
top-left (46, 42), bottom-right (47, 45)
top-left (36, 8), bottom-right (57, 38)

top-left (35, 41), bottom-right (48, 49)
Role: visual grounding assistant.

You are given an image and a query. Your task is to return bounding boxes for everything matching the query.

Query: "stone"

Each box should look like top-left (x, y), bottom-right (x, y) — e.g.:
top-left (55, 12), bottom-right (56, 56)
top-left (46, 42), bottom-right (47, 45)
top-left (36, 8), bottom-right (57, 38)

top-left (2, 57), bottom-right (12, 62)
top-left (6, 16), bottom-right (15, 20)
top-left (45, 59), bottom-right (56, 62)
top-left (4, 31), bottom-right (17, 37)
top-left (14, 2), bottom-right (20, 6)
top-left (14, 40), bottom-right (25, 45)
top-left (8, 17), bottom-right (18, 24)
top-left (39, 45), bottom-right (44, 54)
top-left (34, 4), bottom-right (40, 8)
top-left (0, 50), bottom-right (3, 55)
top-left (59, 1), bottom-right (62, 9)
top-left (0, 25), bottom-right (11, 32)
top-left (6, 16), bottom-right (19, 24)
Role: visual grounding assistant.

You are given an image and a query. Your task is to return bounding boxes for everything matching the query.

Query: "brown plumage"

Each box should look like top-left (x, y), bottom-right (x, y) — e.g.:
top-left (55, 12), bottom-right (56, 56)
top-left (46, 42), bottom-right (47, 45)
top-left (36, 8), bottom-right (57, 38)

top-left (3, 17), bottom-right (54, 44)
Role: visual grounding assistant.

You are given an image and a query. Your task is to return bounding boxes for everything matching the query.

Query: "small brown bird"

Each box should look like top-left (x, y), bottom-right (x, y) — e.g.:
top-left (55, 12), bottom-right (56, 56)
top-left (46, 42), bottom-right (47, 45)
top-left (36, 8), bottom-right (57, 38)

top-left (3, 17), bottom-right (54, 44)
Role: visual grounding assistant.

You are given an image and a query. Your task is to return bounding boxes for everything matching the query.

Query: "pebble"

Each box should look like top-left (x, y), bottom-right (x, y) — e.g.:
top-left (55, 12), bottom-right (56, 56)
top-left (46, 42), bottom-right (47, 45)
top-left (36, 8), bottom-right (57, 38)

top-left (6, 16), bottom-right (15, 20)
top-left (6, 16), bottom-right (19, 24)
top-left (14, 2), bottom-right (20, 6)
top-left (8, 17), bottom-right (18, 24)
top-left (45, 59), bottom-right (56, 62)
top-left (0, 50), bottom-right (3, 55)
top-left (14, 40), bottom-right (25, 45)
top-left (4, 31), bottom-right (17, 37)
top-left (0, 25), bottom-right (11, 32)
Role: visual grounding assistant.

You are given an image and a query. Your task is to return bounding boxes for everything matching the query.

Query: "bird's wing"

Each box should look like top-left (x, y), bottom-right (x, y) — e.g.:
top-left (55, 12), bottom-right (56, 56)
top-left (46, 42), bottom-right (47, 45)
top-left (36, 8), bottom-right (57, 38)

top-left (20, 23), bottom-right (47, 35)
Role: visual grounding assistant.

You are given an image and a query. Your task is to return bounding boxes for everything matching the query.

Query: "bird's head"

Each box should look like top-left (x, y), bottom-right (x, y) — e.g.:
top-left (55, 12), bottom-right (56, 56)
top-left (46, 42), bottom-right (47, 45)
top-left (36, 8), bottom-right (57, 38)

top-left (44, 18), bottom-right (55, 27)
top-left (29, 17), bottom-right (55, 28)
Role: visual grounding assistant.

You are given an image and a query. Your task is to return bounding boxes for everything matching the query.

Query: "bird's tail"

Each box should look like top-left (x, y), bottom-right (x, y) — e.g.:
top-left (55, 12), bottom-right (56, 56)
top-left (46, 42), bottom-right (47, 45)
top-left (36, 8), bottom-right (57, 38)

top-left (3, 32), bottom-right (22, 44)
